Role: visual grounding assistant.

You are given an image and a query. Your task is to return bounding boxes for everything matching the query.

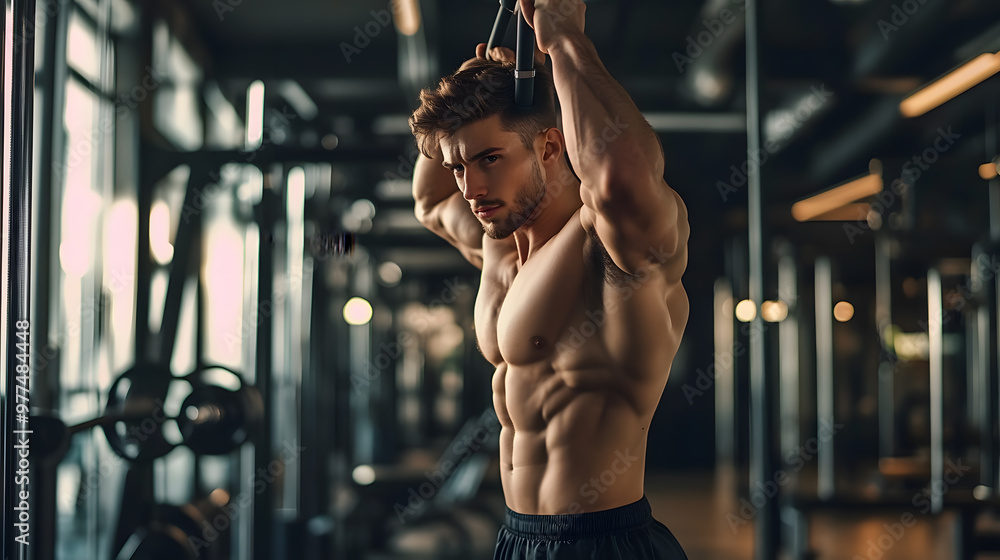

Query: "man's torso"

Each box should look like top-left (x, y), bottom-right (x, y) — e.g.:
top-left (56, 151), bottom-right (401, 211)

top-left (475, 205), bottom-right (688, 515)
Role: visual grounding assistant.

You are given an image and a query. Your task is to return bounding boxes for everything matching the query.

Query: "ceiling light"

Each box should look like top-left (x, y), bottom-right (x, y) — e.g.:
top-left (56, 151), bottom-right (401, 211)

top-left (900, 52), bottom-right (1000, 118)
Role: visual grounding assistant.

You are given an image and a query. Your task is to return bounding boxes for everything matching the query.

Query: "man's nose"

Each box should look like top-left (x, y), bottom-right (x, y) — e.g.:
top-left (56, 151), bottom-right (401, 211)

top-left (461, 170), bottom-right (487, 200)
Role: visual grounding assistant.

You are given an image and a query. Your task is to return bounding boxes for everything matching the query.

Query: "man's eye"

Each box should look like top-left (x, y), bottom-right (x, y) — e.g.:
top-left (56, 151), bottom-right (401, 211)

top-left (453, 165), bottom-right (464, 173)
top-left (484, 155), bottom-right (499, 164)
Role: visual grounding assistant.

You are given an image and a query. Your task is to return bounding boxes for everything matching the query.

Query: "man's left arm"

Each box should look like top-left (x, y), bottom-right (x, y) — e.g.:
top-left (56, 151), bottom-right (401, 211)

top-left (524, 0), bottom-right (687, 276)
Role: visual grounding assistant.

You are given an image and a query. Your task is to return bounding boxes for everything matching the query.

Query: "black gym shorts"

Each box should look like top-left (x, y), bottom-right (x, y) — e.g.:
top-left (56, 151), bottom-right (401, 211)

top-left (493, 496), bottom-right (688, 559)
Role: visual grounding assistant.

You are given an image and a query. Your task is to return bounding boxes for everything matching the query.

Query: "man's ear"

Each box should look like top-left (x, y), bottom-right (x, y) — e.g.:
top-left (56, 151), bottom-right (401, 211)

top-left (537, 127), bottom-right (565, 165)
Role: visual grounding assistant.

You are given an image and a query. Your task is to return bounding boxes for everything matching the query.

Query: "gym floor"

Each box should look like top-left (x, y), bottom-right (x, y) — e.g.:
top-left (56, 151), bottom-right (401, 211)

top-left (373, 465), bottom-right (1000, 559)
top-left (648, 468), bottom-right (1000, 560)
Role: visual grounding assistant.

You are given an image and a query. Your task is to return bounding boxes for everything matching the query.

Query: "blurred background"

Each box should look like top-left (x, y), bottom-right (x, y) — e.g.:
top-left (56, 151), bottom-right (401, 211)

top-left (2, 0), bottom-right (1000, 558)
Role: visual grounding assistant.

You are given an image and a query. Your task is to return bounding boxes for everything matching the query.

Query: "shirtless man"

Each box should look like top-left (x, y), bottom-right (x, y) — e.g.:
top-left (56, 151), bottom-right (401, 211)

top-left (409, 0), bottom-right (689, 557)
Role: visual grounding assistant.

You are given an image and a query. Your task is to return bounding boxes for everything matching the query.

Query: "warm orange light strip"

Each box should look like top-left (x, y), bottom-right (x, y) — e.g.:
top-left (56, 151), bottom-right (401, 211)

top-left (901, 52), bottom-right (1000, 118)
top-left (980, 162), bottom-right (999, 180)
top-left (792, 174), bottom-right (883, 222)
top-left (392, 0), bottom-right (422, 36)
top-left (810, 203), bottom-right (871, 221)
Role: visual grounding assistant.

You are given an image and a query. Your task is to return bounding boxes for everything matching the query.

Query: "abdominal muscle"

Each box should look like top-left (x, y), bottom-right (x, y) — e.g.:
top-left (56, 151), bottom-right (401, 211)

top-left (492, 361), bottom-right (651, 515)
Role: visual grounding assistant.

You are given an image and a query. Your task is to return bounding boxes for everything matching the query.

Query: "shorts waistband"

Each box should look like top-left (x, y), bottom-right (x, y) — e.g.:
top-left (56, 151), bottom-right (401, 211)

top-left (503, 496), bottom-right (652, 540)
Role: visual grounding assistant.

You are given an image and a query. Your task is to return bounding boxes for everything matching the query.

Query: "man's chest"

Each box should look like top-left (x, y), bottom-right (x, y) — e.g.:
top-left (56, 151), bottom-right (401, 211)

top-left (474, 226), bottom-right (608, 368)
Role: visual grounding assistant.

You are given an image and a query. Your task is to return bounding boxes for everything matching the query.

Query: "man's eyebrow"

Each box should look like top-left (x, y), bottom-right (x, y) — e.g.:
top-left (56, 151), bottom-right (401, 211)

top-left (441, 147), bottom-right (503, 169)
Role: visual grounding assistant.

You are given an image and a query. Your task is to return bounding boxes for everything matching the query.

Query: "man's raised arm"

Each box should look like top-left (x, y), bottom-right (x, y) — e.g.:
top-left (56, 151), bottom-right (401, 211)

top-left (412, 148), bottom-right (486, 269)
top-left (521, 0), bottom-right (687, 276)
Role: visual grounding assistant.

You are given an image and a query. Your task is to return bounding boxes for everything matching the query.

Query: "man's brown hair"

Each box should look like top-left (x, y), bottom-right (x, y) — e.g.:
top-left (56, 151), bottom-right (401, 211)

top-left (409, 58), bottom-right (557, 158)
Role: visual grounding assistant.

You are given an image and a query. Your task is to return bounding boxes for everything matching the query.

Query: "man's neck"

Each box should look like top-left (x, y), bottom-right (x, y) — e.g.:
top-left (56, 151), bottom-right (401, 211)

top-left (512, 168), bottom-right (582, 267)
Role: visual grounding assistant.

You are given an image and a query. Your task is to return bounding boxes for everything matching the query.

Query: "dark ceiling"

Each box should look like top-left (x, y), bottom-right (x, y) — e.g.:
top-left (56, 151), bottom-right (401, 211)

top-left (168, 0), bottom-right (1000, 282)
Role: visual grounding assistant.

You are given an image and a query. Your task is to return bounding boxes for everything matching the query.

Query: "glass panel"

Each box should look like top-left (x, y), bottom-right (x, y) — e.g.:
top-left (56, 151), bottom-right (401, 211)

top-left (203, 176), bottom-right (246, 370)
top-left (154, 84), bottom-right (203, 150)
top-left (205, 82), bottom-right (243, 149)
top-left (66, 9), bottom-right (101, 85)
top-left (103, 199), bottom-right (137, 372)
top-left (33, 0), bottom-right (47, 74)
top-left (109, 0), bottom-right (138, 35)
top-left (151, 19), bottom-right (203, 150)
top-left (55, 72), bottom-right (118, 560)
top-left (75, 0), bottom-right (100, 21)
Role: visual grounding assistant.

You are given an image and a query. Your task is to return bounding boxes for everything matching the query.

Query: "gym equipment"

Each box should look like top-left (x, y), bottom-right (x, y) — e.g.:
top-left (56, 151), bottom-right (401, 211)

top-left (971, 242), bottom-right (1000, 498)
top-left (102, 362), bottom-right (177, 463)
top-left (176, 365), bottom-right (263, 456)
top-left (4, 0), bottom-right (36, 558)
top-left (31, 363), bottom-right (262, 464)
top-left (113, 497), bottom-right (233, 560)
top-left (486, 0), bottom-right (535, 108)
top-left (351, 408), bottom-right (504, 558)
top-left (31, 413), bottom-right (72, 467)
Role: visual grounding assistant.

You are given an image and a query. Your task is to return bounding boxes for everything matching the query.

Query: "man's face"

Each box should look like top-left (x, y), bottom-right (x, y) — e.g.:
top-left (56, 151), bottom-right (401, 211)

top-left (439, 115), bottom-right (546, 239)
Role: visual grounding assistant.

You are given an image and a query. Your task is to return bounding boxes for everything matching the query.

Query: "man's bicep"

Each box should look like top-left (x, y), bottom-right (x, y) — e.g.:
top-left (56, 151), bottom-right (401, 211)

top-left (417, 192), bottom-right (484, 269)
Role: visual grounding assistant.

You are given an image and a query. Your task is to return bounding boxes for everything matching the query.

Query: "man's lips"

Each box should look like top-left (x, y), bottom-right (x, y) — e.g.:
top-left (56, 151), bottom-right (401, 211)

top-left (474, 205), bottom-right (500, 217)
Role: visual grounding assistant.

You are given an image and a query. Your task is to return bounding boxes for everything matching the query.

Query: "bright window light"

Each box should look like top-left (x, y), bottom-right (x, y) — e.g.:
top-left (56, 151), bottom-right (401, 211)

top-left (149, 200), bottom-right (174, 264)
top-left (246, 80), bottom-right (265, 149)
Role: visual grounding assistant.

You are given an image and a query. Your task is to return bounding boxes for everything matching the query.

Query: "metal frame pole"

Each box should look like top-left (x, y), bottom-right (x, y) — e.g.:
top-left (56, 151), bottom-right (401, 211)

top-left (815, 257), bottom-right (835, 500)
top-left (4, 1), bottom-right (36, 559)
top-left (745, 0), bottom-right (779, 556)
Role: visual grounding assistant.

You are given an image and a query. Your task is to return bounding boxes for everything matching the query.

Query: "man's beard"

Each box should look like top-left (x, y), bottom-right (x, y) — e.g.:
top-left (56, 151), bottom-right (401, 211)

top-left (484, 160), bottom-right (546, 240)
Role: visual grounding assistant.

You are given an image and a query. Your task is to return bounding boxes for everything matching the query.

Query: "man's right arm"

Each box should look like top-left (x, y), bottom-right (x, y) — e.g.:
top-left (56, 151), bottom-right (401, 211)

top-left (413, 149), bottom-right (485, 269)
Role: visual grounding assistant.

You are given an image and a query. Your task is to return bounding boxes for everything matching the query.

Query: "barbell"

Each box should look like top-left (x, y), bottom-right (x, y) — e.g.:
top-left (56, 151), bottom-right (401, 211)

top-left (33, 363), bottom-right (262, 464)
